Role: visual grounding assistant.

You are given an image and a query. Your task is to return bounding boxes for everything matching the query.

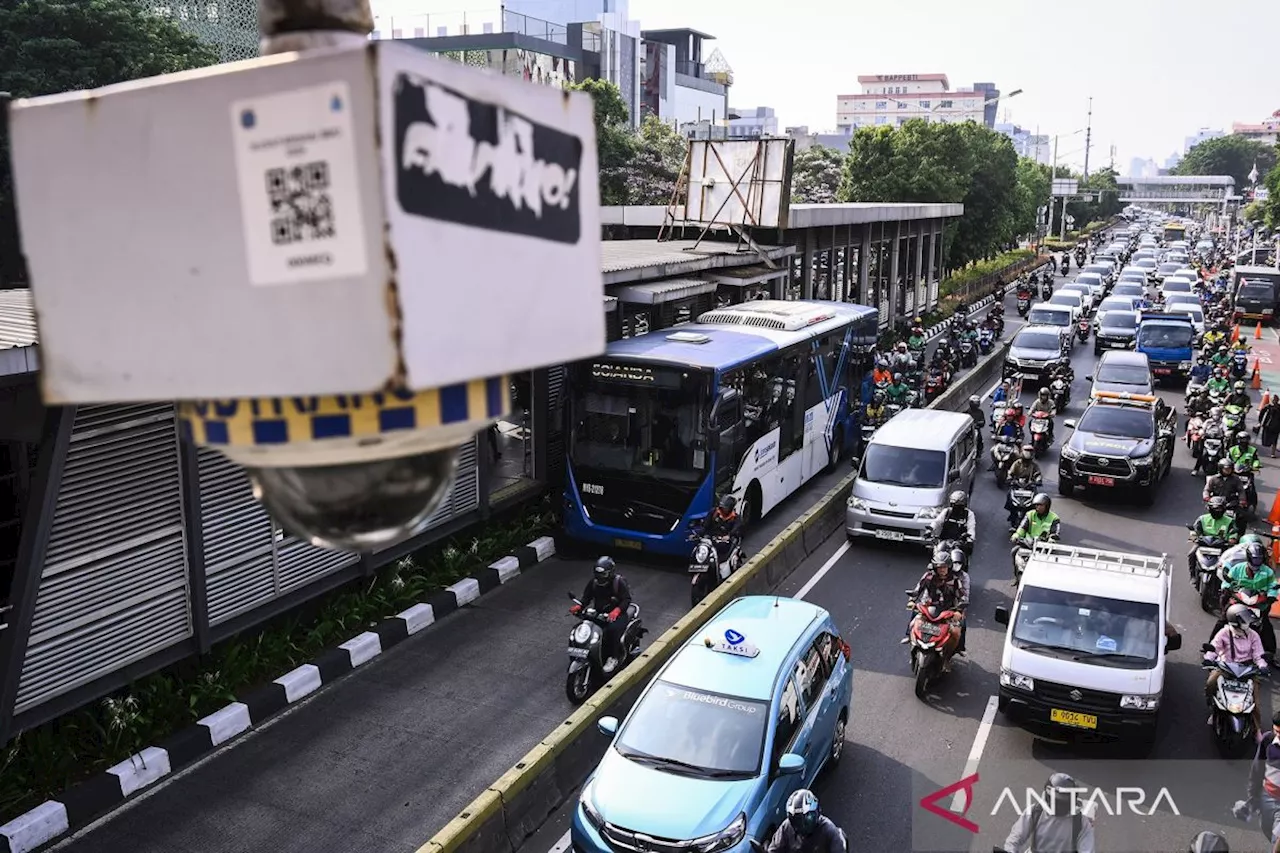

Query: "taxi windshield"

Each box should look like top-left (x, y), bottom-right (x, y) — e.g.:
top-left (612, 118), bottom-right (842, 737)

top-left (614, 680), bottom-right (767, 778)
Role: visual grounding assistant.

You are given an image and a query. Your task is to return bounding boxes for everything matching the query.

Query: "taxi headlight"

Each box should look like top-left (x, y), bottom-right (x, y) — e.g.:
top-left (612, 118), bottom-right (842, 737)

top-left (691, 813), bottom-right (746, 853)
top-left (579, 783), bottom-right (605, 828)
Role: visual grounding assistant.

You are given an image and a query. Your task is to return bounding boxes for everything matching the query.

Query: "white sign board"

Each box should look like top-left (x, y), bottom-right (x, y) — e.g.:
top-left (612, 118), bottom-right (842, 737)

top-left (683, 138), bottom-right (794, 229)
top-left (1051, 178), bottom-right (1079, 196)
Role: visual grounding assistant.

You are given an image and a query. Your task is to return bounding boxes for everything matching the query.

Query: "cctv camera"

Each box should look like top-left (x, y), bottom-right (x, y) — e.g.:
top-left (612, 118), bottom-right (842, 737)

top-left (8, 42), bottom-right (604, 550)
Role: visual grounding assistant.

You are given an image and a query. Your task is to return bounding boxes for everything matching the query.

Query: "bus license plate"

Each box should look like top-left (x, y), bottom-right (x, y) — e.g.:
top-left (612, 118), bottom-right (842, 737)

top-left (614, 539), bottom-right (643, 551)
top-left (1087, 475), bottom-right (1115, 486)
top-left (1050, 708), bottom-right (1098, 729)
top-left (875, 529), bottom-right (905, 541)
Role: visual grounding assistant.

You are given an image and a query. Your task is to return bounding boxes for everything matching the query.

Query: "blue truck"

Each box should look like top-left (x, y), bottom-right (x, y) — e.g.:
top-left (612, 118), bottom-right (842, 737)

top-left (1136, 311), bottom-right (1195, 384)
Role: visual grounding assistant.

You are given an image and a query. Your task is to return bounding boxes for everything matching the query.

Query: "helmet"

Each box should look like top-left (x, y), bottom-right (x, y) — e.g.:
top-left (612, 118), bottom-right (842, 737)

top-left (1240, 533), bottom-right (1263, 547)
top-left (1037, 387), bottom-right (1050, 400)
top-left (932, 549), bottom-right (953, 570)
top-left (1246, 542), bottom-right (1267, 568)
top-left (1059, 356), bottom-right (1071, 368)
top-left (1020, 443), bottom-right (1034, 459)
top-left (968, 395), bottom-right (981, 407)
top-left (593, 556), bottom-right (616, 586)
top-left (1218, 458), bottom-right (1233, 474)
top-left (1012, 401), bottom-right (1024, 412)
top-left (897, 342), bottom-right (908, 353)
top-left (1032, 493), bottom-right (1051, 512)
top-left (1207, 496), bottom-right (1227, 516)
top-left (1218, 345), bottom-right (1228, 353)
top-left (785, 789), bottom-right (820, 836)
top-left (1238, 431), bottom-right (1252, 444)
top-left (1226, 603), bottom-right (1253, 629)
top-left (892, 372), bottom-right (903, 383)
top-left (1188, 830), bottom-right (1229, 852)
top-left (873, 390), bottom-right (886, 403)
top-left (1234, 381), bottom-right (1245, 391)
top-left (949, 490), bottom-right (968, 510)
top-left (718, 495), bottom-right (737, 513)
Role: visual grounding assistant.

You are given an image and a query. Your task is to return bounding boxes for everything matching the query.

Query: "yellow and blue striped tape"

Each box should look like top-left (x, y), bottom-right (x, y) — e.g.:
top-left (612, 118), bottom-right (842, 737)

top-left (179, 376), bottom-right (510, 447)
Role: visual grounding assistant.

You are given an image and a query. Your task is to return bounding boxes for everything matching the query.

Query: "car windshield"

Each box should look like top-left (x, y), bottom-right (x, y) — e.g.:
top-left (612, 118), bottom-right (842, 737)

top-left (860, 444), bottom-right (946, 487)
top-left (1050, 294), bottom-right (1080, 308)
top-left (1015, 331), bottom-right (1060, 351)
top-left (1239, 283), bottom-right (1276, 300)
top-left (1029, 308), bottom-right (1070, 326)
top-left (1099, 299), bottom-right (1134, 312)
top-left (1158, 263), bottom-right (1182, 274)
top-left (1138, 324), bottom-right (1193, 349)
top-left (1012, 586), bottom-right (1161, 668)
top-left (615, 680), bottom-right (766, 777)
top-left (570, 365), bottom-right (708, 484)
top-left (1096, 362), bottom-right (1150, 386)
top-left (1077, 405), bottom-right (1154, 438)
top-left (1101, 312), bottom-right (1137, 330)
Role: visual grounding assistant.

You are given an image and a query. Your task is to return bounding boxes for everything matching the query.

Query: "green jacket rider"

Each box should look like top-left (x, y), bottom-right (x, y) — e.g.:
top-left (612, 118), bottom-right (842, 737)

top-left (1211, 349), bottom-right (1232, 368)
top-left (1229, 434), bottom-right (1262, 471)
top-left (907, 332), bottom-right (927, 351)
top-left (1011, 493), bottom-right (1061, 542)
top-left (1206, 374), bottom-right (1230, 395)
top-left (885, 375), bottom-right (911, 403)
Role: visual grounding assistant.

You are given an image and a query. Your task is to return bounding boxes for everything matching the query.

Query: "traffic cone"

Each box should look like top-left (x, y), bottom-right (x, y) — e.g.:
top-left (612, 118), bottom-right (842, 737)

top-left (1257, 321), bottom-right (1264, 340)
top-left (1263, 388), bottom-right (1273, 407)
top-left (1232, 324), bottom-right (1240, 343)
top-left (1253, 361), bottom-right (1263, 390)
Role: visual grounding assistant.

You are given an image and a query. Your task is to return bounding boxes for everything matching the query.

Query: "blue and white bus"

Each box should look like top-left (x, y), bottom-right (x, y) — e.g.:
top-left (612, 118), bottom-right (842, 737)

top-left (563, 300), bottom-right (879, 556)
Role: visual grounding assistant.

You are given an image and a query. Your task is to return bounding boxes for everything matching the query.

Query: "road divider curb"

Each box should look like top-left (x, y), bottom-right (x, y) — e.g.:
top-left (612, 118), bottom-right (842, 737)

top-left (419, 338), bottom-right (1015, 853)
top-left (0, 536), bottom-right (560, 853)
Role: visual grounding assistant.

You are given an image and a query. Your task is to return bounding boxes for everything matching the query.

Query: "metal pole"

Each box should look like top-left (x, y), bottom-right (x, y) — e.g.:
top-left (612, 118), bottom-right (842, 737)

top-left (1060, 196), bottom-right (1068, 242)
top-left (1044, 135), bottom-right (1058, 241)
top-left (1083, 96), bottom-right (1092, 178)
top-left (258, 0), bottom-right (374, 55)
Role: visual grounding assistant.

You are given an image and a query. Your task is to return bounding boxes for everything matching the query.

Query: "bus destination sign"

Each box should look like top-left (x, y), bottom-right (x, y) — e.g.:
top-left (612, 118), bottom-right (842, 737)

top-left (590, 362), bottom-right (684, 388)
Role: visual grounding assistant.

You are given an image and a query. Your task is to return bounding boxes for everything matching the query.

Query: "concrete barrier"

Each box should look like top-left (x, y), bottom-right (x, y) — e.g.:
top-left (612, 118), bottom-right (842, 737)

top-left (418, 342), bottom-right (1014, 853)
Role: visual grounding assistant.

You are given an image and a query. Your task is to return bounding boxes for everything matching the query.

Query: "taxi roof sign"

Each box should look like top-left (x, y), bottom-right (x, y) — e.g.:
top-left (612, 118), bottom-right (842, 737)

top-left (704, 628), bottom-right (760, 658)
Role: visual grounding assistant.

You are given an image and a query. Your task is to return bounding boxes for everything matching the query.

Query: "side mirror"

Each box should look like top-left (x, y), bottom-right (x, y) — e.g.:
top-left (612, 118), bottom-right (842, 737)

top-left (1085, 375), bottom-right (1094, 382)
top-left (777, 753), bottom-right (805, 776)
top-left (1166, 633), bottom-right (1183, 653)
top-left (597, 716), bottom-right (619, 737)
top-left (1063, 419), bottom-right (1077, 430)
top-left (994, 605), bottom-right (1010, 625)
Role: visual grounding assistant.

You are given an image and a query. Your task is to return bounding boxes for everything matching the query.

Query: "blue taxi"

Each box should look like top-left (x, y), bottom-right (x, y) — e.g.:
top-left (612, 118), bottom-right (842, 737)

top-left (572, 596), bottom-right (853, 853)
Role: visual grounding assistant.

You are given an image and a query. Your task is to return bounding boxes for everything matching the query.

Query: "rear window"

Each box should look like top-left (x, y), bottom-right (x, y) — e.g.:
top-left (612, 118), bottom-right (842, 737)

top-left (1174, 308), bottom-right (1204, 323)
top-left (1162, 280), bottom-right (1192, 292)
top-left (1097, 361), bottom-right (1150, 386)
top-left (1029, 308), bottom-right (1070, 326)
top-left (1099, 298), bottom-right (1135, 312)
top-left (1158, 263), bottom-right (1182, 274)
top-left (1135, 259), bottom-right (1157, 268)
top-left (1049, 294), bottom-right (1080, 308)
top-left (1114, 284), bottom-right (1144, 295)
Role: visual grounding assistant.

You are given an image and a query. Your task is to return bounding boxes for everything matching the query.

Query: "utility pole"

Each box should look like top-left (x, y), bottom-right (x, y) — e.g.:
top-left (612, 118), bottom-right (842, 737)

top-left (1083, 96), bottom-right (1093, 178)
top-left (1044, 135), bottom-right (1059, 241)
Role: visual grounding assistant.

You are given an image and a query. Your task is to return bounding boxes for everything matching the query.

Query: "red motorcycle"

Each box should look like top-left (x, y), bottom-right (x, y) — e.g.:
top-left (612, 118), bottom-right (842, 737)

top-left (907, 597), bottom-right (962, 700)
top-left (924, 370), bottom-right (948, 404)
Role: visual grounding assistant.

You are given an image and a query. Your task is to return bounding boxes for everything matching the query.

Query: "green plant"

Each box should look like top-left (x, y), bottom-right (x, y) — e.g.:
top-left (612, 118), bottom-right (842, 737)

top-left (0, 499), bottom-right (559, 824)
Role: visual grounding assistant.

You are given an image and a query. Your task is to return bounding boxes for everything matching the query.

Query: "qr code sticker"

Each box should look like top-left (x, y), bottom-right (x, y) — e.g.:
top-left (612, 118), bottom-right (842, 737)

top-left (266, 162), bottom-right (334, 245)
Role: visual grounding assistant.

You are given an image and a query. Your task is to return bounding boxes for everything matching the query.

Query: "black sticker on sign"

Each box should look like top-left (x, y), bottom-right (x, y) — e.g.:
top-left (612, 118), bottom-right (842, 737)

top-left (394, 73), bottom-right (583, 244)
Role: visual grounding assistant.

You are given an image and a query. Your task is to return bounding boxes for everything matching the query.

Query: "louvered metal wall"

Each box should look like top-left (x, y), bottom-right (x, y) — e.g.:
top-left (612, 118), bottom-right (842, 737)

top-left (14, 405), bottom-right (191, 714)
top-left (424, 437), bottom-right (480, 527)
top-left (545, 367), bottom-right (568, 485)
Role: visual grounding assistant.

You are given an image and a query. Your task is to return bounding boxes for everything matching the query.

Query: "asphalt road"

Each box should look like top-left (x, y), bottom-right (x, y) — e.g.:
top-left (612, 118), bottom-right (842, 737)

top-left (519, 264), bottom-right (1280, 853)
top-left (50, 295), bottom-right (1012, 853)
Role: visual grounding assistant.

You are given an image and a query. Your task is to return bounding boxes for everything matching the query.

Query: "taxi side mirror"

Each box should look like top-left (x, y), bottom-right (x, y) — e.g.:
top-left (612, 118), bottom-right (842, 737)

top-left (777, 753), bottom-right (805, 776)
top-left (597, 716), bottom-right (619, 737)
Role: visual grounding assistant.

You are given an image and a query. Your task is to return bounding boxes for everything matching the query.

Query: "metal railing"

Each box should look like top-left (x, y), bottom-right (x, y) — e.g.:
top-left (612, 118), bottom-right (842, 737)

top-left (370, 9), bottom-right (569, 45)
top-left (501, 9), bottom-right (567, 43)
top-left (675, 59), bottom-right (704, 78)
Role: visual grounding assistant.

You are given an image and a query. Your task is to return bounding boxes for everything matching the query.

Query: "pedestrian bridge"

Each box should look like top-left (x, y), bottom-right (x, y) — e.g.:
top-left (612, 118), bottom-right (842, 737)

top-left (1116, 175), bottom-right (1237, 204)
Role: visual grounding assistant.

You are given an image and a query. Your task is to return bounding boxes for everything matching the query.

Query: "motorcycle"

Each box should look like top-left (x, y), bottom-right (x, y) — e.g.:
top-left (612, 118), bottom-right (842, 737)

top-left (1049, 377), bottom-right (1070, 413)
top-left (1185, 379), bottom-right (1206, 403)
top-left (1223, 403), bottom-right (1246, 436)
top-left (1231, 350), bottom-right (1249, 379)
top-left (564, 593), bottom-right (646, 704)
top-left (1202, 648), bottom-right (1267, 757)
top-left (1186, 413), bottom-right (1205, 457)
top-left (958, 338), bottom-right (977, 368)
top-left (1040, 281), bottom-right (1052, 301)
top-left (1028, 412), bottom-right (1052, 457)
top-left (687, 526), bottom-right (743, 608)
top-left (1076, 318), bottom-right (1090, 343)
top-left (1016, 291), bottom-right (1031, 317)
top-left (905, 595), bottom-right (962, 700)
top-left (1006, 478), bottom-right (1036, 530)
top-left (1012, 531), bottom-right (1059, 585)
top-left (1187, 526), bottom-right (1228, 612)
top-left (859, 415), bottom-right (884, 451)
top-left (1238, 469), bottom-right (1258, 516)
top-left (990, 434), bottom-right (1019, 487)
top-left (923, 370), bottom-right (948, 405)
top-left (978, 327), bottom-right (995, 355)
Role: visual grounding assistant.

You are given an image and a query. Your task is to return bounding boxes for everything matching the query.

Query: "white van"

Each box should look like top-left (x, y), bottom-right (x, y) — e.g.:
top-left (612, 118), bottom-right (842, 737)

top-left (994, 542), bottom-right (1181, 753)
top-left (846, 410), bottom-right (977, 546)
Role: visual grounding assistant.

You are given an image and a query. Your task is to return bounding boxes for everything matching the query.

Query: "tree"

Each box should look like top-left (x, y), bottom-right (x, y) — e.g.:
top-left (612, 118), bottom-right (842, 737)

top-left (1261, 155), bottom-right (1280, 229)
top-left (950, 123), bottom-right (1018, 263)
top-left (1172, 134), bottom-right (1277, 191)
top-left (0, 0), bottom-right (219, 284)
top-left (567, 78), bottom-right (635, 206)
top-left (791, 145), bottom-right (843, 204)
top-left (625, 115), bottom-right (685, 205)
top-left (1012, 157), bottom-right (1050, 240)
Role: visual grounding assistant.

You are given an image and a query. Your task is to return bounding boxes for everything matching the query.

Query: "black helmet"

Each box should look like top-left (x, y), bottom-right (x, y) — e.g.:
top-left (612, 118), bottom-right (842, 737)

top-left (1238, 431), bottom-right (1252, 445)
top-left (968, 394), bottom-right (981, 408)
top-left (1207, 496), bottom-right (1227, 517)
top-left (1188, 830), bottom-right (1229, 852)
top-left (594, 556), bottom-right (616, 585)
top-left (718, 495), bottom-right (737, 512)
top-left (1246, 542), bottom-right (1267, 568)
top-left (949, 490), bottom-right (968, 510)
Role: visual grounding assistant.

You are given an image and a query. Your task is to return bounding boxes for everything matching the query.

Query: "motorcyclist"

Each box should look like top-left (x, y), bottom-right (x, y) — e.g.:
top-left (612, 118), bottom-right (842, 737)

top-left (885, 373), bottom-right (912, 405)
top-left (765, 790), bottom-right (846, 853)
top-left (1215, 542), bottom-right (1279, 657)
top-left (1006, 400), bottom-right (1027, 431)
top-left (952, 389), bottom-right (981, 443)
top-left (872, 357), bottom-right (892, 386)
top-left (1205, 602), bottom-right (1268, 736)
top-left (994, 408), bottom-right (1025, 443)
top-left (1190, 356), bottom-right (1214, 386)
top-left (1189, 496), bottom-right (1237, 580)
top-left (906, 549), bottom-right (967, 670)
top-left (1230, 431), bottom-right (1263, 473)
top-left (906, 326), bottom-right (927, 353)
top-left (572, 557), bottom-right (633, 666)
top-left (1227, 381), bottom-right (1253, 412)
top-left (1212, 345), bottom-right (1233, 369)
top-left (1206, 369), bottom-right (1231, 398)
top-left (933, 336), bottom-right (956, 366)
top-left (890, 341), bottom-right (914, 374)
top-left (992, 379), bottom-right (1015, 407)
top-left (704, 495), bottom-right (742, 566)
top-left (997, 772), bottom-right (1096, 853)
top-left (1005, 447), bottom-right (1044, 524)
top-left (1061, 253), bottom-right (1071, 274)
top-left (1010, 493), bottom-right (1061, 582)
top-left (1233, 337), bottom-right (1252, 355)
top-left (1030, 387), bottom-right (1056, 442)
top-left (1186, 387), bottom-right (1211, 418)
top-left (1049, 356), bottom-right (1075, 385)
top-left (864, 390), bottom-right (889, 425)
top-left (1186, 830), bottom-right (1229, 852)
top-left (930, 490), bottom-right (976, 554)
top-left (1243, 710), bottom-right (1280, 853)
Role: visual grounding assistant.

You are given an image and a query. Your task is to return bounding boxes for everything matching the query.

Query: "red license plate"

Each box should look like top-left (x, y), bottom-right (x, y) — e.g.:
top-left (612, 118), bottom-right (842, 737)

top-left (1087, 475), bottom-right (1115, 486)
top-left (1153, 368), bottom-right (1171, 375)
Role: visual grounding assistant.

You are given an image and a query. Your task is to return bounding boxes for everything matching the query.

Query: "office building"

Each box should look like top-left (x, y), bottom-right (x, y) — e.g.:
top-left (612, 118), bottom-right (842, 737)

top-left (725, 106), bottom-right (778, 139)
top-left (1184, 127), bottom-right (1225, 153)
top-left (1232, 113), bottom-right (1280, 147)
top-left (836, 73), bottom-right (992, 132)
top-left (640, 28), bottom-right (731, 132)
top-left (994, 123), bottom-right (1050, 164)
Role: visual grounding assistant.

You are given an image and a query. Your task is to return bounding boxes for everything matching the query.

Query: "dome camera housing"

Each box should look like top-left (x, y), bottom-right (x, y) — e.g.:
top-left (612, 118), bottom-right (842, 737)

top-left (181, 378), bottom-right (508, 551)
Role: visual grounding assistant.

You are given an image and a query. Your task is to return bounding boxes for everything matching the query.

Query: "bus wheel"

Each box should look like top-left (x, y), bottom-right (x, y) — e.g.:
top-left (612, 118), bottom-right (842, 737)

top-left (742, 483), bottom-right (762, 529)
top-left (827, 431), bottom-right (845, 472)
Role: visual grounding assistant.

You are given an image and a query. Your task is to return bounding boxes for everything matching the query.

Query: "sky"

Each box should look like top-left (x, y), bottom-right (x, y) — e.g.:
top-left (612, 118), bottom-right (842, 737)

top-left (373, 0), bottom-right (1279, 172)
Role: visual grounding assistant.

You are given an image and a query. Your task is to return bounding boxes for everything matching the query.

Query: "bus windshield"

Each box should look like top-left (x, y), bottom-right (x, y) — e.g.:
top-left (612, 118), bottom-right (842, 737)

top-left (569, 364), bottom-right (708, 484)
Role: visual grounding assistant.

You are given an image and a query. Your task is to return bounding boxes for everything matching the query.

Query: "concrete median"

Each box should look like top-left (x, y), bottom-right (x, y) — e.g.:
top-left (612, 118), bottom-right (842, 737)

top-left (418, 340), bottom-right (1014, 853)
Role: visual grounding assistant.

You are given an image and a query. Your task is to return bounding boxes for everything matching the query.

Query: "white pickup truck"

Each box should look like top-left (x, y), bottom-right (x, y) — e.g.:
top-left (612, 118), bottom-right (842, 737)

top-left (994, 542), bottom-right (1182, 754)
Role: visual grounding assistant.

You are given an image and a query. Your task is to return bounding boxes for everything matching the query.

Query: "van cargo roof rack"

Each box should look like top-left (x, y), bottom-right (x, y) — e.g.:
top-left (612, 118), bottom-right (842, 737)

top-left (1030, 542), bottom-right (1168, 578)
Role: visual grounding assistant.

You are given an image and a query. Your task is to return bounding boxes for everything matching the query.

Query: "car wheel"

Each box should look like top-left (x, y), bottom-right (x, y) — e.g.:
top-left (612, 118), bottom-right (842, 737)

top-left (828, 712), bottom-right (847, 768)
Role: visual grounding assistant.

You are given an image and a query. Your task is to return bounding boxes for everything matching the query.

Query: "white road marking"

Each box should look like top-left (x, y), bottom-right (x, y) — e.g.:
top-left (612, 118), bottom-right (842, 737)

top-left (950, 695), bottom-right (1000, 812)
top-left (550, 830), bottom-right (572, 853)
top-left (796, 541), bottom-right (851, 601)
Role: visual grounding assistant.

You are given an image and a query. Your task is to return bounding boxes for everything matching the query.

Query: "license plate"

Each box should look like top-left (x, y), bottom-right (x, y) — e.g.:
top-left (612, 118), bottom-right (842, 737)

top-left (567, 647), bottom-right (588, 658)
top-left (1050, 708), bottom-right (1098, 729)
top-left (1223, 679), bottom-right (1249, 691)
top-left (1154, 367), bottom-right (1171, 375)
top-left (614, 538), bottom-right (643, 551)
top-left (688, 564), bottom-right (710, 573)
top-left (875, 529), bottom-right (905, 541)
top-left (1087, 475), bottom-right (1115, 486)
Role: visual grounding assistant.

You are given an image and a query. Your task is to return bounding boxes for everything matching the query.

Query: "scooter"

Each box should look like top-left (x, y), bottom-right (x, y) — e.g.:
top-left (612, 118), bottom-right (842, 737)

top-left (1199, 424), bottom-right (1225, 475)
top-left (1049, 376), bottom-right (1071, 413)
top-left (1076, 318), bottom-right (1090, 343)
top-left (990, 434), bottom-right (1018, 487)
top-left (978, 327), bottom-right (995, 355)
top-left (1016, 292), bottom-right (1031, 317)
top-left (1231, 350), bottom-right (1249, 380)
top-left (1202, 645), bottom-right (1267, 757)
top-left (1006, 478), bottom-right (1036, 530)
top-left (1185, 413), bottom-right (1205, 457)
top-left (905, 595), bottom-right (961, 700)
top-left (923, 371), bottom-right (947, 405)
top-left (958, 338), bottom-right (977, 368)
top-left (1011, 531), bottom-right (1059, 585)
top-left (564, 593), bottom-right (646, 704)
top-left (687, 527), bottom-right (743, 608)
top-left (1028, 412), bottom-right (1052, 457)
top-left (1187, 526), bottom-right (1228, 612)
